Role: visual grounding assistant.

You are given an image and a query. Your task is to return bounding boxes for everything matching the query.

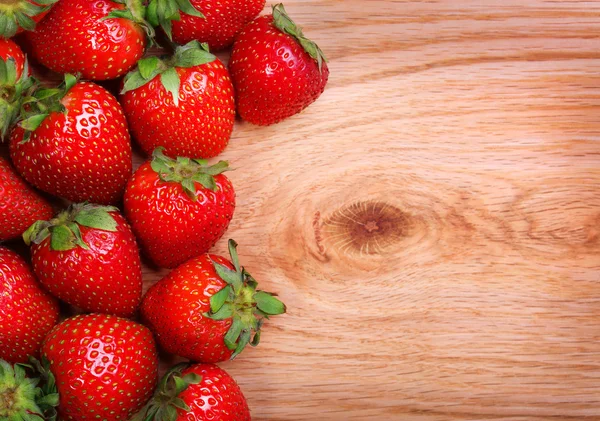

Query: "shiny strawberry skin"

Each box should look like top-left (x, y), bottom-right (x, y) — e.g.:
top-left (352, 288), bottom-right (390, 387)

top-left (0, 246), bottom-right (59, 364)
top-left (30, 212), bottom-right (143, 317)
top-left (9, 81), bottom-right (132, 204)
top-left (124, 161), bottom-right (235, 268)
top-left (27, 0), bottom-right (146, 80)
top-left (171, 0), bottom-right (265, 51)
top-left (120, 60), bottom-right (235, 159)
top-left (42, 313), bottom-right (159, 421)
top-left (176, 364), bottom-right (251, 420)
top-left (0, 38), bottom-right (25, 79)
top-left (229, 14), bottom-right (329, 126)
top-left (0, 157), bottom-right (53, 241)
top-left (141, 254), bottom-right (235, 362)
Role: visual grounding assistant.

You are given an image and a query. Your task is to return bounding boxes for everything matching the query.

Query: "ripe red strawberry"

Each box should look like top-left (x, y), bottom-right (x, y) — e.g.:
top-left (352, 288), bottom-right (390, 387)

top-left (23, 203), bottom-right (143, 317)
top-left (0, 39), bottom-right (33, 139)
top-left (27, 0), bottom-right (149, 80)
top-left (0, 0), bottom-right (57, 38)
top-left (141, 239), bottom-right (286, 363)
top-left (120, 41), bottom-right (235, 159)
top-left (42, 313), bottom-right (159, 420)
top-left (9, 76), bottom-right (132, 204)
top-left (0, 246), bottom-right (59, 364)
top-left (134, 363), bottom-right (250, 421)
top-left (124, 148), bottom-right (235, 268)
top-left (229, 3), bottom-right (329, 126)
top-left (147, 0), bottom-right (265, 51)
top-left (0, 38), bottom-right (25, 79)
top-left (0, 157), bottom-right (53, 241)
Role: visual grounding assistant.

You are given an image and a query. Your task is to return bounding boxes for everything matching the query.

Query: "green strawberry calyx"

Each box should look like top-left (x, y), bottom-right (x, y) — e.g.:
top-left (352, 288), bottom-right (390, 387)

top-left (105, 0), bottom-right (156, 42)
top-left (206, 239), bottom-right (287, 360)
top-left (16, 73), bottom-right (77, 142)
top-left (145, 0), bottom-right (204, 41)
top-left (150, 147), bottom-right (230, 200)
top-left (131, 363), bottom-right (201, 421)
top-left (0, 0), bottom-right (58, 38)
top-left (0, 57), bottom-right (35, 141)
top-left (271, 3), bottom-right (328, 72)
top-left (23, 202), bottom-right (119, 251)
top-left (121, 40), bottom-right (216, 106)
top-left (0, 357), bottom-right (58, 421)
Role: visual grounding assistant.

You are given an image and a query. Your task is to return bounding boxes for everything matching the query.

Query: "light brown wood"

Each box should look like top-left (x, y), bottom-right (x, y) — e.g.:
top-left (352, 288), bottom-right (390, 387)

top-left (19, 0), bottom-right (600, 419)
top-left (140, 1), bottom-right (600, 419)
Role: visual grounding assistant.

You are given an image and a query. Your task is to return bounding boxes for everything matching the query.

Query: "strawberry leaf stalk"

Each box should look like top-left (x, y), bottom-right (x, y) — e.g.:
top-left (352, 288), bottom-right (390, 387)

top-left (150, 147), bottom-right (230, 198)
top-left (122, 40), bottom-right (215, 106)
top-left (131, 363), bottom-right (201, 421)
top-left (14, 73), bottom-right (76, 142)
top-left (145, 0), bottom-right (203, 40)
top-left (271, 3), bottom-right (327, 72)
top-left (0, 357), bottom-right (58, 421)
top-left (105, 0), bottom-right (155, 41)
top-left (0, 57), bottom-right (35, 140)
top-left (0, 0), bottom-right (58, 38)
top-left (23, 202), bottom-right (119, 250)
top-left (207, 239), bottom-right (286, 359)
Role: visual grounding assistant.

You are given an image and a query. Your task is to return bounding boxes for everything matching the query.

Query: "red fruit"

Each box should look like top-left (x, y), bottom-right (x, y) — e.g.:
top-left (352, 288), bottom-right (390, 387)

top-left (120, 41), bottom-right (235, 158)
top-left (24, 203), bottom-right (143, 317)
top-left (135, 363), bottom-right (251, 420)
top-left (124, 148), bottom-right (235, 268)
top-left (141, 239), bottom-right (286, 363)
top-left (0, 157), bottom-right (53, 241)
top-left (0, 38), bottom-right (25, 80)
top-left (0, 0), bottom-right (57, 38)
top-left (27, 0), bottom-right (147, 80)
top-left (42, 313), bottom-right (159, 421)
top-left (9, 77), bottom-right (132, 204)
top-left (0, 39), bottom-right (30, 139)
top-left (0, 246), bottom-right (59, 364)
top-left (170, 0), bottom-right (265, 51)
top-left (229, 3), bottom-right (329, 126)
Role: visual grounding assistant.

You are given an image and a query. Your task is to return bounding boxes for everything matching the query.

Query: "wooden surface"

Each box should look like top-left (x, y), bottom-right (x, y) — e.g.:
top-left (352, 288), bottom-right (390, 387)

top-left (95, 0), bottom-right (600, 419)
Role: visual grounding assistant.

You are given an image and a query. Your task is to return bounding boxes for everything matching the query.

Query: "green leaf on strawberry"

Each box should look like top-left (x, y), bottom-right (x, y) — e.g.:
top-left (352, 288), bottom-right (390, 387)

top-left (205, 240), bottom-right (287, 359)
top-left (23, 203), bottom-right (119, 251)
top-left (0, 357), bottom-right (59, 421)
top-left (0, 0), bottom-right (58, 38)
top-left (150, 147), bottom-right (230, 199)
top-left (121, 41), bottom-right (216, 107)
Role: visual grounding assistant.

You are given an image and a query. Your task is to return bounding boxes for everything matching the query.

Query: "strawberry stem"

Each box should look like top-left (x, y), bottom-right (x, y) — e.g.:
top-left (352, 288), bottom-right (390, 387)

top-left (205, 240), bottom-right (287, 359)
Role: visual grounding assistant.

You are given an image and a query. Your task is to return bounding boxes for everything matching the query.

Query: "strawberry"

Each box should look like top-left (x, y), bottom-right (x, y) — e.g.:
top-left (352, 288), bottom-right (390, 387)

top-left (124, 148), bottom-right (235, 268)
top-left (0, 0), bottom-right (57, 38)
top-left (41, 313), bottom-right (159, 421)
top-left (0, 246), bottom-right (59, 364)
top-left (0, 38), bottom-right (34, 139)
top-left (229, 3), bottom-right (329, 126)
top-left (23, 203), bottom-right (143, 317)
top-left (133, 362), bottom-right (250, 421)
top-left (0, 157), bottom-right (53, 241)
top-left (9, 75), bottom-right (133, 204)
top-left (141, 239), bottom-right (285, 363)
top-left (26, 0), bottom-right (150, 80)
top-left (120, 41), bottom-right (235, 159)
top-left (147, 0), bottom-right (264, 51)
top-left (0, 38), bottom-right (25, 80)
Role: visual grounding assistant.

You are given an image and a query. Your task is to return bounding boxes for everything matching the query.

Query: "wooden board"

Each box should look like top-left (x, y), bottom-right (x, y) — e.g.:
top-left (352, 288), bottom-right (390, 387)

top-left (165, 1), bottom-right (599, 419)
top-left (9, 0), bottom-right (600, 419)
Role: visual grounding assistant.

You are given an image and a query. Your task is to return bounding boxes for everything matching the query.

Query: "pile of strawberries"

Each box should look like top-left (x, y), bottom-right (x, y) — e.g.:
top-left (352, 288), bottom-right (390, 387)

top-left (0, 0), bottom-right (328, 419)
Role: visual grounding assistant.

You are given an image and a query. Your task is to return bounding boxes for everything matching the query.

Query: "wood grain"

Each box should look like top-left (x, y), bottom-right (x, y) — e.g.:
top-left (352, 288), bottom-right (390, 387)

top-left (160, 1), bottom-right (600, 419)
top-left (13, 0), bottom-right (600, 419)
